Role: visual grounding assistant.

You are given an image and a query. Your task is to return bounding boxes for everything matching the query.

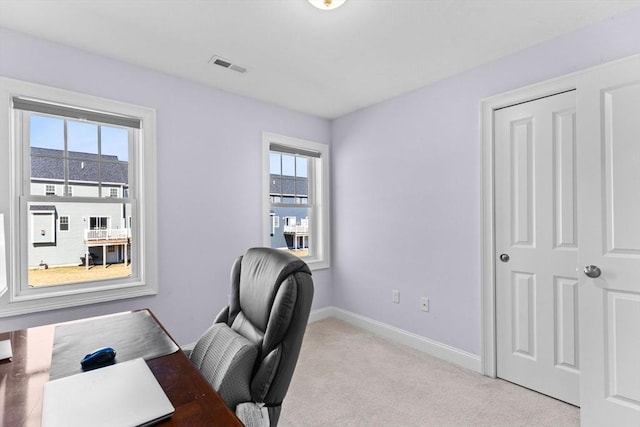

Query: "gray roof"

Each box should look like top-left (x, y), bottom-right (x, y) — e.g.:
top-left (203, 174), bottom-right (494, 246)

top-left (30, 205), bottom-right (56, 211)
top-left (31, 147), bottom-right (128, 184)
top-left (270, 174), bottom-right (308, 197)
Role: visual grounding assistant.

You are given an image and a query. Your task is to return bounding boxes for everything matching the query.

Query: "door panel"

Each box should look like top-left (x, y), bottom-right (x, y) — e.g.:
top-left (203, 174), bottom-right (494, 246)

top-left (606, 293), bottom-right (640, 405)
top-left (511, 118), bottom-right (535, 247)
top-left (553, 109), bottom-right (577, 249)
top-left (604, 86), bottom-right (640, 255)
top-left (495, 90), bottom-right (580, 406)
top-left (511, 271), bottom-right (536, 358)
top-left (577, 57), bottom-right (640, 426)
top-left (554, 276), bottom-right (579, 371)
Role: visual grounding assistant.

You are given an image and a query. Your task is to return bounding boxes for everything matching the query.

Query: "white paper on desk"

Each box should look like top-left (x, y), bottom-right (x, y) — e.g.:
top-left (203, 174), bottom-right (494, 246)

top-left (0, 340), bottom-right (12, 361)
top-left (0, 213), bottom-right (7, 298)
top-left (42, 358), bottom-right (174, 427)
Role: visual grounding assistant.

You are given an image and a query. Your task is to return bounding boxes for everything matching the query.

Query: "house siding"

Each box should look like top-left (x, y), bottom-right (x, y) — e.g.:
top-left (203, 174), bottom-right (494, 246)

top-left (28, 202), bottom-right (128, 268)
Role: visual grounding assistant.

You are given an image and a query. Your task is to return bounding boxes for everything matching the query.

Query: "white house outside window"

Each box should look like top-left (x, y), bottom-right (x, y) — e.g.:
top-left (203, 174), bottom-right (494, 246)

top-left (0, 77), bottom-right (158, 316)
top-left (263, 132), bottom-right (330, 270)
top-left (59, 216), bottom-right (69, 232)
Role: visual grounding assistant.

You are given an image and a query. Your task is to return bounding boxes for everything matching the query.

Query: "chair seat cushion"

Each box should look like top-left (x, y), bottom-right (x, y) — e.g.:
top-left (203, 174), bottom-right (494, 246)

top-left (189, 322), bottom-right (258, 409)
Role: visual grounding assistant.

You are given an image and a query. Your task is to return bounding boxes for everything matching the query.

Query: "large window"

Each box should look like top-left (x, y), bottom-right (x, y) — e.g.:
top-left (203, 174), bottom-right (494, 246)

top-left (263, 132), bottom-right (330, 269)
top-left (0, 77), bottom-right (158, 316)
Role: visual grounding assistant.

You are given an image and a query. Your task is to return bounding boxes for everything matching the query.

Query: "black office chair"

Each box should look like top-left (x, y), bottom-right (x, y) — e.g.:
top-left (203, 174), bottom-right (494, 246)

top-left (189, 247), bottom-right (314, 426)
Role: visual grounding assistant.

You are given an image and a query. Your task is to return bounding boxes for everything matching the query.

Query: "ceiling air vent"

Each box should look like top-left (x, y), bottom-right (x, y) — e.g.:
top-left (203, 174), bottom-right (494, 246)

top-left (209, 55), bottom-right (248, 74)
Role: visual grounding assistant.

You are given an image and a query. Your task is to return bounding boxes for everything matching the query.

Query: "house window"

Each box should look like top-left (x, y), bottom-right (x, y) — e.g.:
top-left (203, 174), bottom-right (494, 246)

top-left (110, 188), bottom-right (118, 198)
top-left (0, 77), bottom-right (158, 317)
top-left (59, 216), bottom-right (69, 232)
top-left (263, 132), bottom-right (330, 270)
top-left (90, 216), bottom-right (109, 230)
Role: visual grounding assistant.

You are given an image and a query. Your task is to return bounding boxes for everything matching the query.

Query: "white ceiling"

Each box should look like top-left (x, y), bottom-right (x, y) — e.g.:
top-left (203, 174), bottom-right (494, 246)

top-left (0, 0), bottom-right (637, 119)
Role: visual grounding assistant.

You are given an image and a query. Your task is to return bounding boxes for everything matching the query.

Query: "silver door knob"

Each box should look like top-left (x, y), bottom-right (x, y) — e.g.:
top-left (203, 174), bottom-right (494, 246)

top-left (584, 265), bottom-right (601, 278)
top-left (499, 253), bottom-right (510, 262)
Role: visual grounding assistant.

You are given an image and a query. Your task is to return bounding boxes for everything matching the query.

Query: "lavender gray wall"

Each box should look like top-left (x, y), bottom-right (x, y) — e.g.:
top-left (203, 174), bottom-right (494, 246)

top-left (0, 28), bottom-right (332, 345)
top-left (331, 7), bottom-right (640, 355)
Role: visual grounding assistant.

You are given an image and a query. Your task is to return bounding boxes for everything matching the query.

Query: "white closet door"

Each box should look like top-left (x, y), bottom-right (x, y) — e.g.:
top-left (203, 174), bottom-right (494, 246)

top-left (495, 90), bottom-right (580, 405)
top-left (577, 56), bottom-right (640, 427)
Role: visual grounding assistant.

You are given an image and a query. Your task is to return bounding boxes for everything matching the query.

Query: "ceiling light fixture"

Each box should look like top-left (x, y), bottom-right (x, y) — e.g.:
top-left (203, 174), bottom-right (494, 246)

top-left (308, 0), bottom-right (347, 11)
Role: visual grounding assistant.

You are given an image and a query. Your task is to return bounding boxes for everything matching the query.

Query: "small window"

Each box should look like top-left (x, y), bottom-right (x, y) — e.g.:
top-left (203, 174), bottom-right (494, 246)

top-left (59, 216), bottom-right (69, 232)
top-left (45, 184), bottom-right (55, 196)
top-left (110, 188), bottom-right (118, 198)
top-left (89, 216), bottom-right (109, 230)
top-left (66, 185), bottom-right (72, 197)
top-left (263, 133), bottom-right (330, 269)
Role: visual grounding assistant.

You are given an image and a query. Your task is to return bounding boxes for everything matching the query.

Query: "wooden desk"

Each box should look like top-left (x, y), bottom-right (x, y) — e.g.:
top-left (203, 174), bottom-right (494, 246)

top-left (0, 310), bottom-right (242, 427)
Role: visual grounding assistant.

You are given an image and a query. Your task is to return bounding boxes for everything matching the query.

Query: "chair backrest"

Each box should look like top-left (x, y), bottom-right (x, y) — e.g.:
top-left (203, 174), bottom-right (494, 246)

top-left (200, 247), bottom-right (314, 425)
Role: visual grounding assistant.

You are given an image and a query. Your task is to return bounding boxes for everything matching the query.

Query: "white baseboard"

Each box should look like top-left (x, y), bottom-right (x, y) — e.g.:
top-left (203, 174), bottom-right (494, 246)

top-left (308, 306), bottom-right (335, 323)
top-left (308, 306), bottom-right (481, 373)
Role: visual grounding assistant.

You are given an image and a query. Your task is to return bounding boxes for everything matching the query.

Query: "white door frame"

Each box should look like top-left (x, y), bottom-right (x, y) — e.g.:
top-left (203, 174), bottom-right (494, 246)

top-left (480, 72), bottom-right (579, 377)
top-left (480, 55), bottom-right (640, 377)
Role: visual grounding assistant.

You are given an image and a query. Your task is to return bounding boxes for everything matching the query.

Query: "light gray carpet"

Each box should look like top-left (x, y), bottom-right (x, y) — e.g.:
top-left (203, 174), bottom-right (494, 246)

top-left (280, 318), bottom-right (579, 427)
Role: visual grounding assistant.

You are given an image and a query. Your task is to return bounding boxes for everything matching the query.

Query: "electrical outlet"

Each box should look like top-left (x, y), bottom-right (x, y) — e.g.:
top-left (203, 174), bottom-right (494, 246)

top-left (420, 297), bottom-right (429, 312)
top-left (392, 290), bottom-right (400, 304)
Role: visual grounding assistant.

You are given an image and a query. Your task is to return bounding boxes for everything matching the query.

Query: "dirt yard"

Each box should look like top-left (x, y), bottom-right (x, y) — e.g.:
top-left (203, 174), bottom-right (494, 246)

top-left (29, 263), bottom-right (132, 287)
top-left (29, 248), bottom-right (306, 287)
top-left (287, 248), bottom-right (309, 258)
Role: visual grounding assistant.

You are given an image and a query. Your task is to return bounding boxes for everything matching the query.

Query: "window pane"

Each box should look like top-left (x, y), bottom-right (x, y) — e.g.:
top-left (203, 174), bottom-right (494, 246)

top-left (270, 152), bottom-right (281, 175)
top-left (31, 156), bottom-right (64, 194)
top-left (27, 201), bottom-right (132, 287)
top-left (101, 158), bottom-right (129, 191)
top-left (269, 206), bottom-right (310, 258)
top-left (296, 156), bottom-right (308, 178)
top-left (67, 120), bottom-right (98, 154)
top-left (295, 179), bottom-right (308, 198)
top-left (68, 159), bottom-right (100, 186)
top-left (281, 177), bottom-right (295, 197)
top-left (30, 115), bottom-right (64, 151)
top-left (102, 126), bottom-right (129, 162)
top-left (270, 176), bottom-right (282, 195)
top-left (282, 154), bottom-right (295, 176)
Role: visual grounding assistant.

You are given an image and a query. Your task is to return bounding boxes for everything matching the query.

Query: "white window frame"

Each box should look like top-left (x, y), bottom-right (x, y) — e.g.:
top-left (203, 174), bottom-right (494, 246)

top-left (262, 132), bottom-right (330, 270)
top-left (45, 184), bottom-right (56, 196)
top-left (0, 76), bottom-right (158, 317)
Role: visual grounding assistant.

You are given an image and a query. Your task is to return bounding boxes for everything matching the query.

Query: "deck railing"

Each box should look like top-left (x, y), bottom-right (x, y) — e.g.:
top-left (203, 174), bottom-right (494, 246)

top-left (85, 228), bottom-right (130, 241)
top-left (283, 224), bottom-right (309, 234)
